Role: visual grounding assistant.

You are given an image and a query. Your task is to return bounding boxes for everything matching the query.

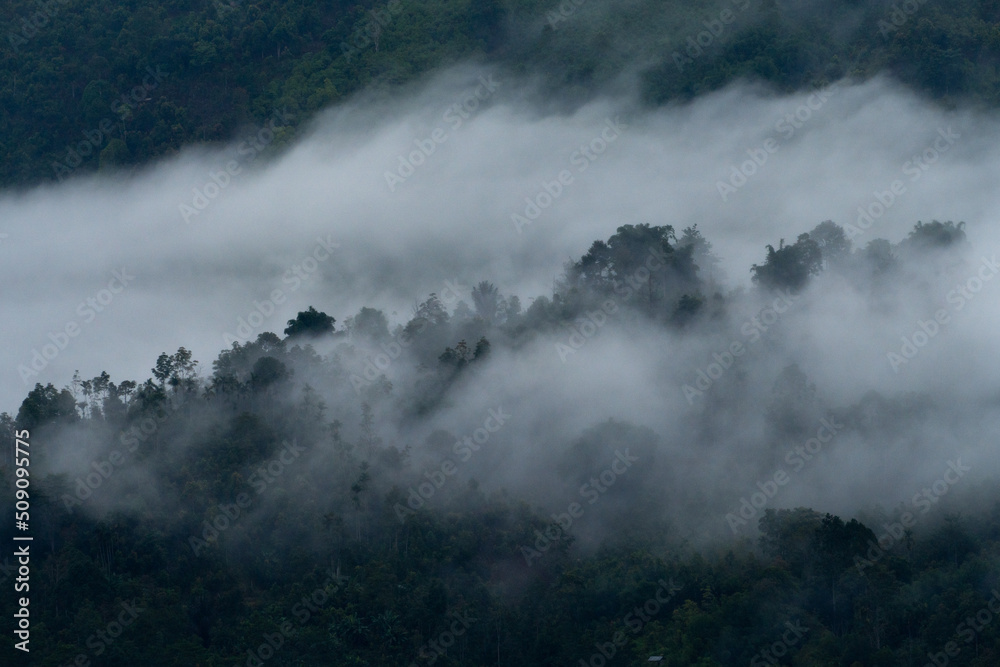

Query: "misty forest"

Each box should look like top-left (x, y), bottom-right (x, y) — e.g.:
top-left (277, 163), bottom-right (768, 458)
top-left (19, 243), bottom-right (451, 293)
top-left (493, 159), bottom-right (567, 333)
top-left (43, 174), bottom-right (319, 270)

top-left (5, 1), bottom-right (1000, 666)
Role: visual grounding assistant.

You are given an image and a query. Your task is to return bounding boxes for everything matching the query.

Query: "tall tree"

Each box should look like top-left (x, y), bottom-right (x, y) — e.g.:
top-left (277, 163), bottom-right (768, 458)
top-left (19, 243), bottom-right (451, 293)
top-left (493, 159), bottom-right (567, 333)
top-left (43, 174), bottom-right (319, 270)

top-left (471, 281), bottom-right (501, 324)
top-left (751, 233), bottom-right (823, 292)
top-left (285, 306), bottom-right (335, 338)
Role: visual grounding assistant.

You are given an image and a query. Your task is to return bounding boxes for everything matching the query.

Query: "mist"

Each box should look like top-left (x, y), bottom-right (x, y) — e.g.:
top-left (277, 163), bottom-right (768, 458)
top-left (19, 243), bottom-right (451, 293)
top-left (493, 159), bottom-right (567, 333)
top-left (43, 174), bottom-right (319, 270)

top-left (5, 63), bottom-right (1000, 551)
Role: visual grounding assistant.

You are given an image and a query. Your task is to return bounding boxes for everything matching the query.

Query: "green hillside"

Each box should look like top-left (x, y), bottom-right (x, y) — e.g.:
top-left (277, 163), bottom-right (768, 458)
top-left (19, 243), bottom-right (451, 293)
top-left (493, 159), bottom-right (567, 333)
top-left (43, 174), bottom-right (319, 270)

top-left (3, 0), bottom-right (1000, 188)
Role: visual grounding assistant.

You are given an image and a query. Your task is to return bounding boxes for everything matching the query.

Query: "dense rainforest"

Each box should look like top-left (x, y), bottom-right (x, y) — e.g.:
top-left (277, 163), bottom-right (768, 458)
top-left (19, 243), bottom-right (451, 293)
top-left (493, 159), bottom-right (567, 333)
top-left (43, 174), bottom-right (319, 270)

top-left (3, 219), bottom-right (1000, 665)
top-left (7, 0), bottom-right (1000, 665)
top-left (5, 0), bottom-right (1000, 187)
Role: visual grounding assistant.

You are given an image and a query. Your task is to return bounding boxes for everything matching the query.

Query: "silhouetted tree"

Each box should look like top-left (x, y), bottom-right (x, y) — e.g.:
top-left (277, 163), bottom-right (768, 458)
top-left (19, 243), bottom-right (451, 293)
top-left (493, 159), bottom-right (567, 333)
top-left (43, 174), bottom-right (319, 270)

top-left (16, 383), bottom-right (78, 431)
top-left (284, 306), bottom-right (335, 338)
top-left (751, 233), bottom-right (822, 291)
top-left (350, 307), bottom-right (390, 343)
top-left (472, 281), bottom-right (501, 324)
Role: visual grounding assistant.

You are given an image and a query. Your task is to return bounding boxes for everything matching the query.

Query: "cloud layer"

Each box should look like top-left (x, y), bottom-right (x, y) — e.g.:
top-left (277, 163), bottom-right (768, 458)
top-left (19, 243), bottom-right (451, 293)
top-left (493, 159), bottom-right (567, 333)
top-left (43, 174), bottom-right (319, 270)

top-left (5, 66), bottom-right (1000, 542)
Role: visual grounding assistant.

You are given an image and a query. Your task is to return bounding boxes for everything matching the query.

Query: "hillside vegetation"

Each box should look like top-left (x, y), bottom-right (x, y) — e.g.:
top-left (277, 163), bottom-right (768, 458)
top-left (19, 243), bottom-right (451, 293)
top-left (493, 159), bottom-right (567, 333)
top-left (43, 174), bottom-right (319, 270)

top-left (3, 0), bottom-right (1000, 187)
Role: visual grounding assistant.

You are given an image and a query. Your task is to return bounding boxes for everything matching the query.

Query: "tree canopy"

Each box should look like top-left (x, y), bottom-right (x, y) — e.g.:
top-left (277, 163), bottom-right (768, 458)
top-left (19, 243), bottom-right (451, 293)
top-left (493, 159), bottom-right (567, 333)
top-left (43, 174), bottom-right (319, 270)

top-left (2, 218), bottom-right (994, 665)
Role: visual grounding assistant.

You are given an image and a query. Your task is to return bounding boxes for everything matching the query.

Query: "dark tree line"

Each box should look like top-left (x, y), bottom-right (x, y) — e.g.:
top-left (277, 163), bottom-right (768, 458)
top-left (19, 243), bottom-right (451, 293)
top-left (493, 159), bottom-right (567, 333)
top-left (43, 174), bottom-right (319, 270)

top-left (2, 217), bottom-right (996, 665)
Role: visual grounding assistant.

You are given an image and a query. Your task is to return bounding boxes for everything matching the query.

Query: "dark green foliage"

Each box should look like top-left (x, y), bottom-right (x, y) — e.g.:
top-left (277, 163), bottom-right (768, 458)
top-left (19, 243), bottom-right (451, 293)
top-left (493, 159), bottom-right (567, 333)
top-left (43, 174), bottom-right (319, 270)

top-left (250, 355), bottom-right (291, 391)
top-left (284, 305), bottom-right (335, 338)
top-left (2, 218), bottom-right (994, 665)
top-left (564, 223), bottom-right (703, 322)
top-left (15, 382), bottom-right (78, 431)
top-left (152, 347), bottom-right (198, 392)
top-left (672, 293), bottom-right (704, 327)
top-left (901, 219), bottom-right (968, 253)
top-left (473, 335), bottom-right (490, 360)
top-left (750, 233), bottom-right (823, 292)
top-left (568, 223), bottom-right (675, 292)
top-left (6, 1), bottom-right (1000, 189)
